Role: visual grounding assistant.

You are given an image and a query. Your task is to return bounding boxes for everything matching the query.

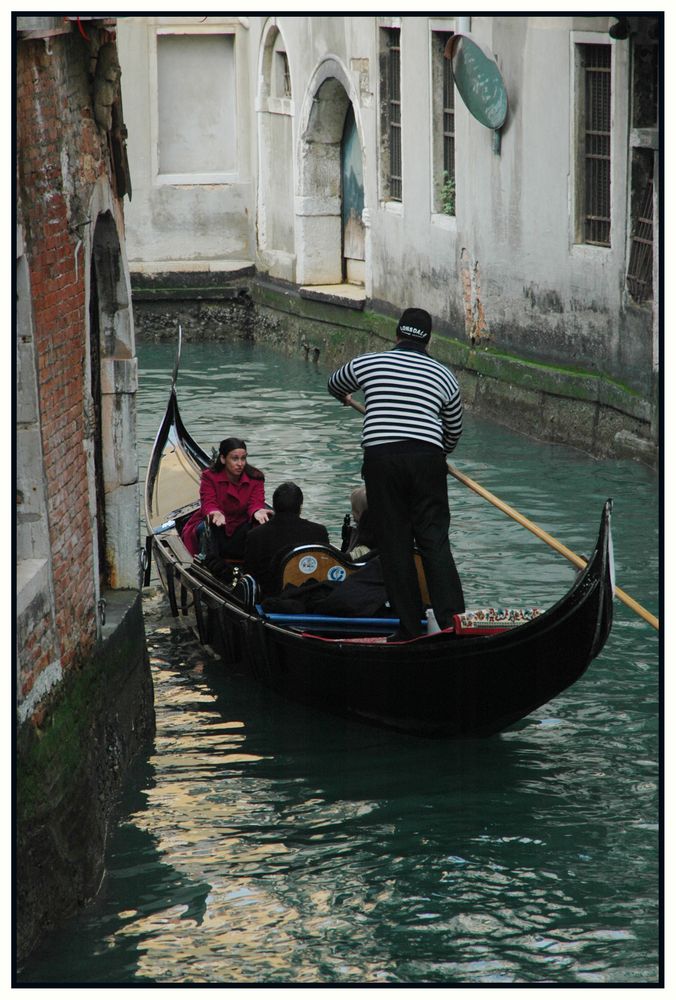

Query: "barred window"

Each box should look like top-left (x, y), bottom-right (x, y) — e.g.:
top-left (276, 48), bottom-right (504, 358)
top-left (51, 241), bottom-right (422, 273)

top-left (442, 43), bottom-right (455, 182)
top-left (380, 27), bottom-right (402, 202)
top-left (626, 30), bottom-right (658, 305)
top-left (626, 166), bottom-right (653, 303)
top-left (431, 31), bottom-right (455, 215)
top-left (578, 43), bottom-right (612, 246)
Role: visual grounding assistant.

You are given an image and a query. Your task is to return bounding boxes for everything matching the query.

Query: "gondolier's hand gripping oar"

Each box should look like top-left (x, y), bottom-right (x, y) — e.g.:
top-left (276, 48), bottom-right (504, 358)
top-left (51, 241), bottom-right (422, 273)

top-left (339, 395), bottom-right (659, 631)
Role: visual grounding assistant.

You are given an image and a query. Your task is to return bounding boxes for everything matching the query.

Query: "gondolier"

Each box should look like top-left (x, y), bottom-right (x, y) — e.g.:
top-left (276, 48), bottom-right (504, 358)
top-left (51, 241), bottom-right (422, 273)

top-left (328, 307), bottom-right (466, 641)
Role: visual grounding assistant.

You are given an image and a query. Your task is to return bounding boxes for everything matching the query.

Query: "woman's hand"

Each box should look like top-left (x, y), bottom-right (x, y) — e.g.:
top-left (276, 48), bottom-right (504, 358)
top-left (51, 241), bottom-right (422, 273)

top-left (253, 508), bottom-right (272, 525)
top-left (210, 510), bottom-right (226, 527)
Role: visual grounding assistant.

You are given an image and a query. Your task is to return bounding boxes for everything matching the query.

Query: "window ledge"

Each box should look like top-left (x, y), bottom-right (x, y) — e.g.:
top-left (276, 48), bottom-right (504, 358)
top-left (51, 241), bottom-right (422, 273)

top-left (156, 172), bottom-right (241, 187)
top-left (570, 242), bottom-right (611, 256)
top-left (381, 200), bottom-right (403, 216)
top-left (258, 95), bottom-right (294, 116)
top-left (431, 212), bottom-right (456, 230)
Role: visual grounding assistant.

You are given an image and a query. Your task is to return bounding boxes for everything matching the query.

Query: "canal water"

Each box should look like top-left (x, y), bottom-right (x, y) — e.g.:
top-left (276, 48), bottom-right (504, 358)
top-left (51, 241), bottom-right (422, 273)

top-left (19, 340), bottom-right (660, 985)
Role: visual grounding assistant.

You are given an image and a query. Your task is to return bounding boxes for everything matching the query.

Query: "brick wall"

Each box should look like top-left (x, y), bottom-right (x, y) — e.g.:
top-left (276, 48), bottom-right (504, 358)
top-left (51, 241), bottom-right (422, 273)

top-left (16, 27), bottom-right (114, 685)
top-left (15, 22), bottom-right (155, 959)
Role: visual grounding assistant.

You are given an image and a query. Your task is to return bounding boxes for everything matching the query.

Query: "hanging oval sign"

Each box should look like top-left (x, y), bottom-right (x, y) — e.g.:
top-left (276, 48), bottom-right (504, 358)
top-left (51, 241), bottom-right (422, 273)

top-left (445, 33), bottom-right (508, 131)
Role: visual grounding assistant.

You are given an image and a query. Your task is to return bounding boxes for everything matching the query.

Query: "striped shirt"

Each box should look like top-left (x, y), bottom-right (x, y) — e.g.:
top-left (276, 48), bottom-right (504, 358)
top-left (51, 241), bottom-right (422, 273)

top-left (328, 343), bottom-right (463, 453)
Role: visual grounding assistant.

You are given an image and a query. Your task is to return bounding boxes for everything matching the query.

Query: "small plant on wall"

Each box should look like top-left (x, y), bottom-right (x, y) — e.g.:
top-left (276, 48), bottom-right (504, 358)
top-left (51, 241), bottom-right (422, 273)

top-left (441, 171), bottom-right (456, 216)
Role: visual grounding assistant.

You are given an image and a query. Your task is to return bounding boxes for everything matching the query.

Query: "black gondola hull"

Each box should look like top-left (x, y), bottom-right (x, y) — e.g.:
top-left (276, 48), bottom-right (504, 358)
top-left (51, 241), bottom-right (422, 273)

top-left (145, 379), bottom-right (614, 739)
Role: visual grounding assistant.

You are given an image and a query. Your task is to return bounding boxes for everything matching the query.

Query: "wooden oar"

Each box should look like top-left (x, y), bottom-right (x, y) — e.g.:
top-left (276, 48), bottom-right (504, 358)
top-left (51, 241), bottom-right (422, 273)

top-left (340, 395), bottom-right (659, 631)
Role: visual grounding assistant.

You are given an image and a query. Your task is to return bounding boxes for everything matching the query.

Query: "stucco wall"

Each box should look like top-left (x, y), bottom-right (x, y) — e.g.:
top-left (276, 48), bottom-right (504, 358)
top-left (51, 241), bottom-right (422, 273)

top-left (455, 18), bottom-right (641, 382)
top-left (117, 14), bottom-right (658, 416)
top-left (117, 16), bottom-right (254, 264)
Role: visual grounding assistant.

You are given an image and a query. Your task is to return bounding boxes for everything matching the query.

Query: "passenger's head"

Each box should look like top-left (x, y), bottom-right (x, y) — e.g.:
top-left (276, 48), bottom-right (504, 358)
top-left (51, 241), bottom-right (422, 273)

top-left (273, 481), bottom-right (303, 515)
top-left (350, 486), bottom-right (368, 522)
top-left (396, 307), bottom-right (432, 345)
top-left (217, 437), bottom-right (247, 479)
top-left (219, 437), bottom-right (247, 460)
top-left (212, 437), bottom-right (264, 480)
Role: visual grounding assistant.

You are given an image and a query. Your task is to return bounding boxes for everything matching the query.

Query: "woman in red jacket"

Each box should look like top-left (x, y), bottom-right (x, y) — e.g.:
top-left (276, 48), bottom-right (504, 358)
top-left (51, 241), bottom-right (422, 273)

top-left (181, 437), bottom-right (271, 558)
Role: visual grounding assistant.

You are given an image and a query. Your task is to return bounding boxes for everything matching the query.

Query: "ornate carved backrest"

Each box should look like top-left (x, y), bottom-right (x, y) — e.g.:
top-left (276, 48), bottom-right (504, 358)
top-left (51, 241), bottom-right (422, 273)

top-left (276, 544), bottom-right (430, 604)
top-left (278, 545), bottom-right (359, 590)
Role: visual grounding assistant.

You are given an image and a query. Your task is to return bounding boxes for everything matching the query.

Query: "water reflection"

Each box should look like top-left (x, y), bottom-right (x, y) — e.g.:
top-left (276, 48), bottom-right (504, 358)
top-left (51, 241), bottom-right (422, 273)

top-left (74, 599), bottom-right (654, 986)
top-left (19, 340), bottom-right (659, 985)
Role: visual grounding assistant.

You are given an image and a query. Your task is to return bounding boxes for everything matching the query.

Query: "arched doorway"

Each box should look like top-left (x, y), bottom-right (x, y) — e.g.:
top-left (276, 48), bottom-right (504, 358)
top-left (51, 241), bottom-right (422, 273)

top-left (297, 62), bottom-right (366, 291)
top-left (88, 210), bottom-right (139, 591)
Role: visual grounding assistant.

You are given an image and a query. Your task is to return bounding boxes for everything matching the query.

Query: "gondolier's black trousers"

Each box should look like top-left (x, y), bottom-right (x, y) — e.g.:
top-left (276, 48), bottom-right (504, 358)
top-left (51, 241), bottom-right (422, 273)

top-left (362, 443), bottom-right (465, 637)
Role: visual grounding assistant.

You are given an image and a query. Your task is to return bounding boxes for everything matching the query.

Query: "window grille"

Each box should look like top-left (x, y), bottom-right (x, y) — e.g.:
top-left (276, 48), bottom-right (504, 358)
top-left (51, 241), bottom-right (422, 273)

top-left (386, 30), bottom-right (402, 201)
top-left (625, 29), bottom-right (658, 304)
top-left (626, 174), bottom-right (653, 303)
top-left (431, 31), bottom-right (455, 215)
top-left (582, 44), bottom-right (612, 246)
top-left (442, 44), bottom-right (455, 183)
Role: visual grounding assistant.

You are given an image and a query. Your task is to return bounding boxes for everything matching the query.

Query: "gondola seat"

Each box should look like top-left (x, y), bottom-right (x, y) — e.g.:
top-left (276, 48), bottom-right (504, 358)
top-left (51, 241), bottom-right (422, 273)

top-left (274, 544), bottom-right (430, 604)
top-left (276, 544), bottom-right (359, 591)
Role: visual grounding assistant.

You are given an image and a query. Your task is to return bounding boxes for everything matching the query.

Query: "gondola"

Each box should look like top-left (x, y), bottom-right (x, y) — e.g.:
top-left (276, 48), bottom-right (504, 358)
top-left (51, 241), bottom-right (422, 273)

top-left (143, 343), bottom-right (614, 739)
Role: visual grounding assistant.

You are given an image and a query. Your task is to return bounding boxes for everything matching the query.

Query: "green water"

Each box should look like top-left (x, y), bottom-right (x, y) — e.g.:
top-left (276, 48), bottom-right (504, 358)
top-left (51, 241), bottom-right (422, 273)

top-left (18, 340), bottom-right (661, 985)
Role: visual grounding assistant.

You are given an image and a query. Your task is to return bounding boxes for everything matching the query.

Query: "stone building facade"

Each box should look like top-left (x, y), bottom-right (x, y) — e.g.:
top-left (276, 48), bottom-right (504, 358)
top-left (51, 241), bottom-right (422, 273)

top-left (15, 15), bottom-right (154, 961)
top-left (117, 14), bottom-right (660, 464)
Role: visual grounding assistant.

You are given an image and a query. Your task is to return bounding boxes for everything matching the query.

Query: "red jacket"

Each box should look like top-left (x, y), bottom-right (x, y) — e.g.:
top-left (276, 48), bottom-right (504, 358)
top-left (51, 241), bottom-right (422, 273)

top-left (181, 467), bottom-right (266, 556)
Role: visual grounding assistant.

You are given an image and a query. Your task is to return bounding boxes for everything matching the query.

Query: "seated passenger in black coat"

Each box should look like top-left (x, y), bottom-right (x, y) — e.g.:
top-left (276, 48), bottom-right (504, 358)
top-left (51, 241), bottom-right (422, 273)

top-left (243, 481), bottom-right (330, 596)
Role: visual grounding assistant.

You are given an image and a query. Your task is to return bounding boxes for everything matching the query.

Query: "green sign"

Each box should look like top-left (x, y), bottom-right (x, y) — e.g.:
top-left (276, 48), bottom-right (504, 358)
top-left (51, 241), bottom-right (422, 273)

top-left (446, 33), bottom-right (508, 131)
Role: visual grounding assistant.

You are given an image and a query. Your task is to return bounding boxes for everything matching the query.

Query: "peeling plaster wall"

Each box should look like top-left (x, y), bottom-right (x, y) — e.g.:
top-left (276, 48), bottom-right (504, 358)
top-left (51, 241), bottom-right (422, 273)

top-left (118, 14), bottom-right (658, 407)
top-left (453, 17), bottom-right (642, 383)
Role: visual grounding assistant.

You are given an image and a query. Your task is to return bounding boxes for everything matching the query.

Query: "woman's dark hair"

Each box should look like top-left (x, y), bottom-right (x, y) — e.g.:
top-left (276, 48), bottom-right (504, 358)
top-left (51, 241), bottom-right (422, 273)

top-left (210, 437), bottom-right (264, 479)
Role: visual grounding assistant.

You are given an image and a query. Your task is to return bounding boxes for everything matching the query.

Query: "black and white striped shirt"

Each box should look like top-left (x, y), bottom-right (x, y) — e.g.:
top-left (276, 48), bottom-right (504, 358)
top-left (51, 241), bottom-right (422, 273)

top-left (328, 343), bottom-right (463, 453)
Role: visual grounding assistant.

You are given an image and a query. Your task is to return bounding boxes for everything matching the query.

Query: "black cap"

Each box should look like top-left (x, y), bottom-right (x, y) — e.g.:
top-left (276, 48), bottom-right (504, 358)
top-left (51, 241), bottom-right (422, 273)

top-left (396, 308), bottom-right (432, 343)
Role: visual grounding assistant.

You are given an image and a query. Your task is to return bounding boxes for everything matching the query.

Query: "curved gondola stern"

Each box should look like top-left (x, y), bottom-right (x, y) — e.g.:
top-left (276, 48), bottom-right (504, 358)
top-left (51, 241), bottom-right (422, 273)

top-left (519, 498), bottom-right (614, 671)
top-left (589, 498), bottom-right (614, 657)
top-left (143, 328), bottom-right (210, 534)
top-left (144, 326), bottom-right (183, 532)
top-left (171, 323), bottom-right (183, 394)
top-left (144, 386), bottom-right (182, 532)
